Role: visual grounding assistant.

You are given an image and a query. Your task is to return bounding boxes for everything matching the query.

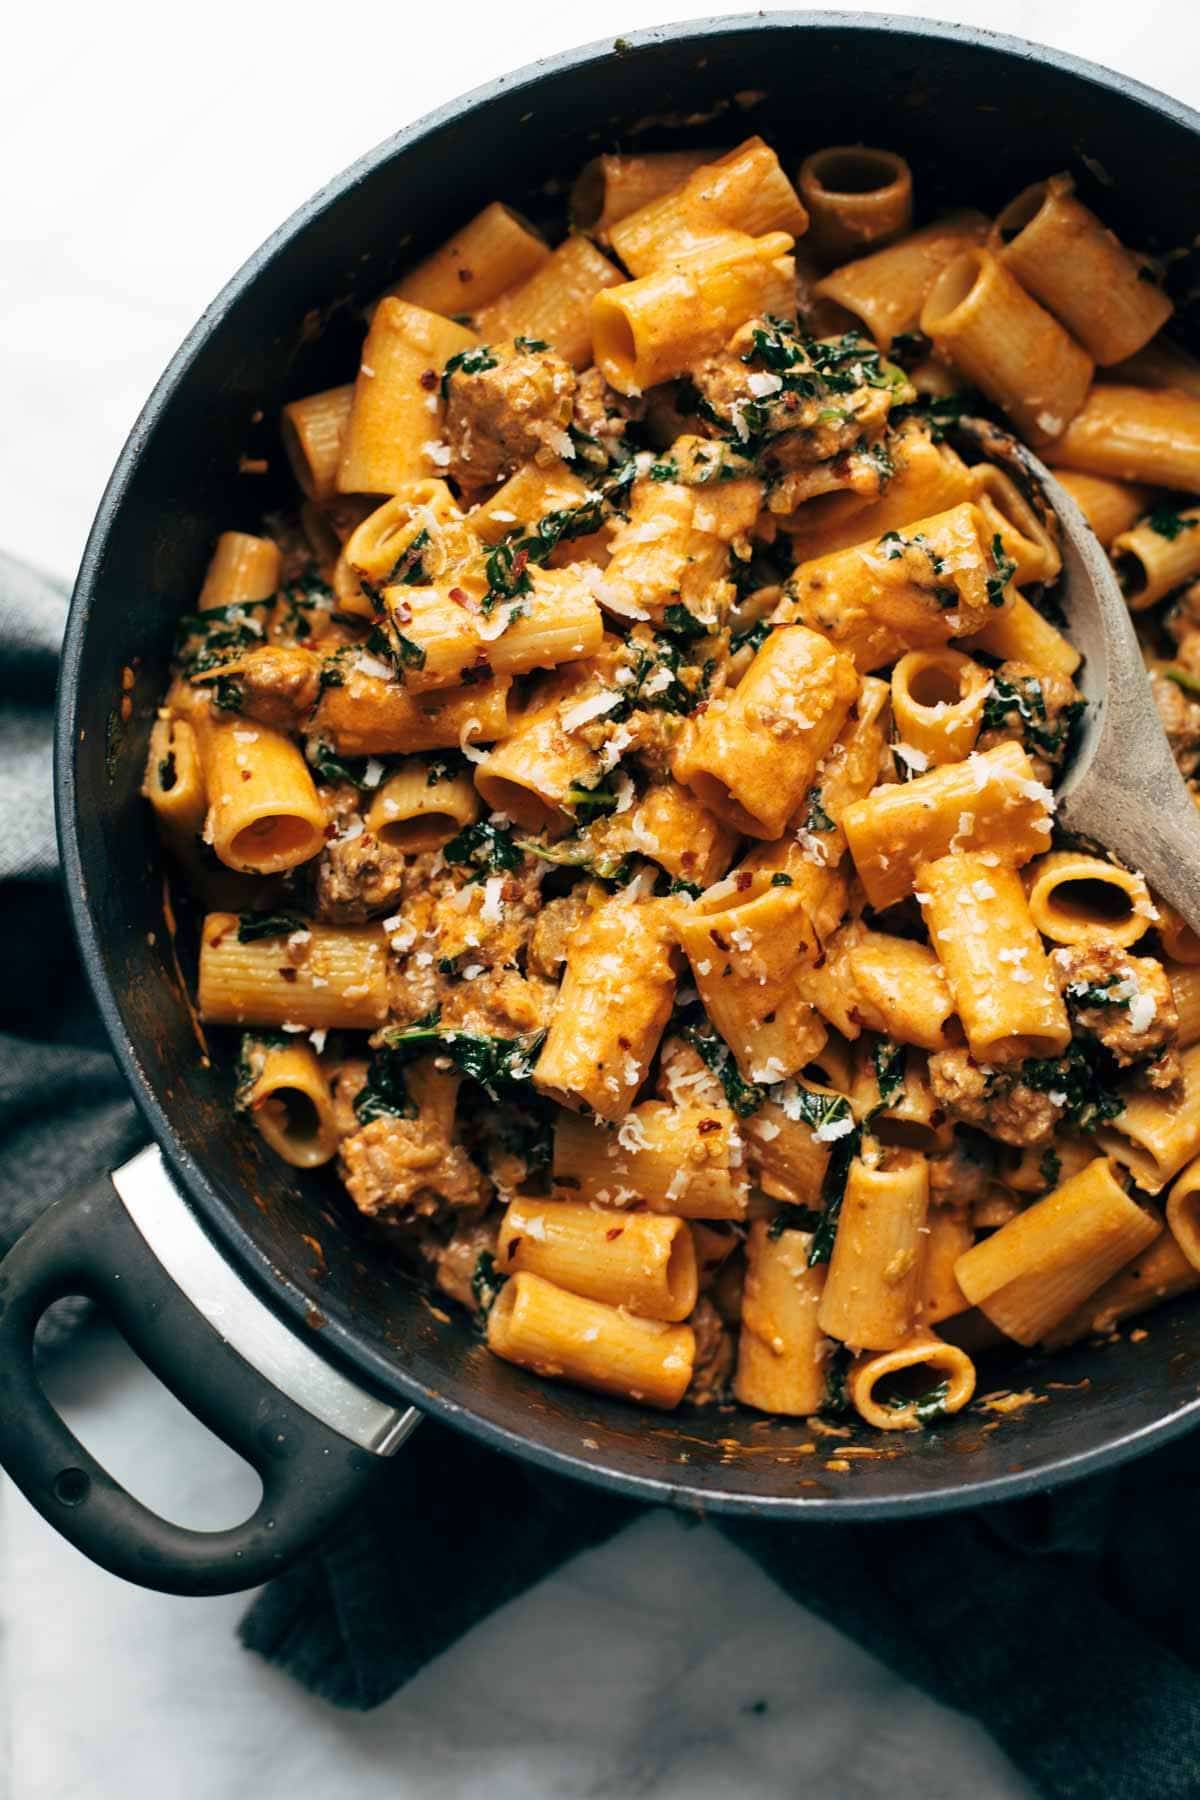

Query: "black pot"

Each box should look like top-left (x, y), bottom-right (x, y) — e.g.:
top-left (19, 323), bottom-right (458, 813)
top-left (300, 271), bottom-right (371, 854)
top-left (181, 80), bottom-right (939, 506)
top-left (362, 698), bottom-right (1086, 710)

top-left (4, 12), bottom-right (1200, 1597)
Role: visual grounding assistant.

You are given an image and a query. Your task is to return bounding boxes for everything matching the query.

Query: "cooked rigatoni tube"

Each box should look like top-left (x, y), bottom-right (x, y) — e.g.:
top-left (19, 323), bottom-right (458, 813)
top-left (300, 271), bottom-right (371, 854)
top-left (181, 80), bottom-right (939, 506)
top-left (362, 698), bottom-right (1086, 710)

top-left (592, 232), bottom-right (795, 393)
top-left (742, 1094), bottom-right (832, 1207)
top-left (992, 173), bottom-right (1172, 365)
top-left (553, 1101), bottom-right (749, 1220)
top-left (571, 148), bottom-right (715, 238)
top-left (780, 427), bottom-right (973, 560)
top-left (364, 759), bottom-right (480, 851)
top-left (672, 624), bottom-right (859, 838)
top-left (967, 463), bottom-right (1062, 586)
top-left (1042, 384), bottom-right (1200, 491)
top-left (473, 235), bottom-right (624, 371)
top-left (336, 299), bottom-right (477, 495)
top-left (599, 472), bottom-right (760, 624)
top-left (203, 719), bottom-right (326, 874)
top-left (674, 876), bottom-right (825, 1083)
top-left (342, 480), bottom-right (464, 604)
top-left (486, 1270), bottom-right (695, 1409)
top-left (734, 1220), bottom-right (831, 1416)
top-left (796, 146), bottom-right (912, 264)
top-left (1158, 900), bottom-right (1200, 965)
top-left (1024, 850), bottom-right (1155, 949)
top-left (847, 930), bottom-right (957, 1051)
top-left (1042, 1228), bottom-right (1200, 1347)
top-left (1047, 469), bottom-right (1155, 548)
top-left (628, 782), bottom-right (740, 890)
top-left (1167, 1158), bottom-right (1200, 1272)
top-left (809, 674), bottom-right (892, 849)
top-left (954, 1156), bottom-right (1161, 1344)
top-left (383, 202), bottom-right (549, 318)
top-left (470, 665), bottom-right (611, 832)
top-left (534, 897), bottom-right (678, 1119)
top-left (1097, 1044), bottom-right (1200, 1193)
top-left (920, 248), bottom-right (1093, 444)
top-left (781, 502), bottom-right (1003, 673)
top-left (848, 1331), bottom-right (976, 1430)
top-left (920, 1206), bottom-right (973, 1325)
top-left (849, 1043), bottom-right (950, 1154)
top-left (917, 854), bottom-right (1070, 1064)
top-left (197, 531), bottom-right (281, 611)
top-left (1166, 961), bottom-right (1200, 1049)
top-left (607, 138), bottom-right (808, 275)
top-left (382, 565), bottom-right (603, 692)
top-left (237, 1038), bottom-right (339, 1169)
top-left (1111, 506), bottom-right (1200, 610)
top-left (1110, 337), bottom-right (1200, 397)
top-left (961, 589), bottom-right (1081, 679)
top-left (812, 210), bottom-right (989, 349)
top-left (199, 914), bottom-right (389, 1030)
top-left (310, 666), bottom-right (509, 756)
top-left (842, 740), bottom-right (1054, 911)
top-left (496, 1196), bottom-right (699, 1321)
top-left (890, 649), bottom-right (990, 766)
top-left (143, 713), bottom-right (207, 853)
top-left (817, 1151), bottom-right (930, 1350)
top-left (281, 385), bottom-right (354, 502)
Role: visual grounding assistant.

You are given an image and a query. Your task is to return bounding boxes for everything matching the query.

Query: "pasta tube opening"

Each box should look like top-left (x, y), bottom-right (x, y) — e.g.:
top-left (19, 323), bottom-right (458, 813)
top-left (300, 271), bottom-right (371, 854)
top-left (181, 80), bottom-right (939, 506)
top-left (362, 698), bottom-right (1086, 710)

top-left (848, 1333), bottom-right (976, 1431)
top-left (1025, 851), bottom-right (1153, 948)
top-left (797, 146), bottom-right (912, 262)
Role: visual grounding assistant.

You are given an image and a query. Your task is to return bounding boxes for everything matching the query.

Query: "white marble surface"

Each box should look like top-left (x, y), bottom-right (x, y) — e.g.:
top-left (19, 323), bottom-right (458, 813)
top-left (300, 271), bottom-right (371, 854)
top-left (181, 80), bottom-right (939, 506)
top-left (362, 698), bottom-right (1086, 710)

top-left (4, 2), bottom-right (1200, 1794)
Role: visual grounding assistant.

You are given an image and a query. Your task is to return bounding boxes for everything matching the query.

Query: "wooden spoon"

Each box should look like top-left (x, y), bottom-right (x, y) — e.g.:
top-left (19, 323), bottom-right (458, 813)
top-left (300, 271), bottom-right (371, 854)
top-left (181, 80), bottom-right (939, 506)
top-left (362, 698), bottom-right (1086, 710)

top-left (961, 420), bottom-right (1200, 935)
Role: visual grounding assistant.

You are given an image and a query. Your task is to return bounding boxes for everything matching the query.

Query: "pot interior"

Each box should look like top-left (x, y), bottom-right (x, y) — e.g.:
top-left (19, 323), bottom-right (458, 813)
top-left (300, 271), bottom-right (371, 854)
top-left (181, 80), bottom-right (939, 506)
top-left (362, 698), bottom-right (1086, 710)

top-left (61, 16), bottom-right (1200, 1515)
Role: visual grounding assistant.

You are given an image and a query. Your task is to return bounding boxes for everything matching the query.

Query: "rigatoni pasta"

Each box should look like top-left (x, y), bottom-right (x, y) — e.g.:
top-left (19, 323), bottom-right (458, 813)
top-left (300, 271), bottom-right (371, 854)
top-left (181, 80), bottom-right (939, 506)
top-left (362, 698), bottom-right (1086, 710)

top-left (144, 130), bottom-right (1200, 1444)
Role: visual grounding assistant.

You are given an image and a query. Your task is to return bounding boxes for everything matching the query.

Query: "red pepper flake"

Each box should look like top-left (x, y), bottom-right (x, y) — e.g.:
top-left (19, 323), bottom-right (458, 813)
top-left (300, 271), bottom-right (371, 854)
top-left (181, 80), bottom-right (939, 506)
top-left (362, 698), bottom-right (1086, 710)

top-left (278, 967), bottom-right (298, 983)
top-left (617, 1035), bottom-right (632, 1051)
top-left (457, 266), bottom-right (475, 284)
top-left (449, 586), bottom-right (471, 608)
top-left (605, 1226), bottom-right (625, 1241)
top-left (710, 929), bottom-right (731, 952)
top-left (240, 768), bottom-right (252, 782)
top-left (419, 369), bottom-right (438, 391)
top-left (510, 548), bottom-right (530, 580)
top-left (735, 870), bottom-right (753, 891)
top-left (119, 695), bottom-right (133, 721)
top-left (697, 1118), bottom-right (721, 1135)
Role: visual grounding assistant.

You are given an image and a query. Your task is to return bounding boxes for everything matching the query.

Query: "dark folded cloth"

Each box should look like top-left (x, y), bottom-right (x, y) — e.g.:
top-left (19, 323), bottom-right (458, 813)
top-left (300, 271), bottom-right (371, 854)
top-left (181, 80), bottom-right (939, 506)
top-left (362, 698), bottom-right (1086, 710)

top-left (7, 548), bottom-right (1200, 1799)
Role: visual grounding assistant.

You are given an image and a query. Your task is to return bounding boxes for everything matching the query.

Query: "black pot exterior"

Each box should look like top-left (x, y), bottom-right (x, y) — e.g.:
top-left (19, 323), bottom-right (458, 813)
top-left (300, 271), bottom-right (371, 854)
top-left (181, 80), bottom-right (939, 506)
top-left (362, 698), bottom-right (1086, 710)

top-left (57, 14), bottom-right (1200, 1518)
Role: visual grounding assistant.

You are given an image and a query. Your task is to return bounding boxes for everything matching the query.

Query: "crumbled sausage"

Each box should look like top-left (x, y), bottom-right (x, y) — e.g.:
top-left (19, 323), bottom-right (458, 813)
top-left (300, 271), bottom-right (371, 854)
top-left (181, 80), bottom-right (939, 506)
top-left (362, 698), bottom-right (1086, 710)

top-left (928, 1046), bottom-right (1063, 1147)
top-left (444, 344), bottom-right (576, 487)
top-left (1149, 667), bottom-right (1200, 783)
top-left (315, 830), bottom-right (408, 923)
top-left (686, 1295), bottom-right (735, 1405)
top-left (217, 646), bottom-right (320, 731)
top-left (976, 661), bottom-right (1083, 783)
top-left (340, 1115), bottom-right (489, 1225)
top-left (433, 1216), bottom-right (500, 1312)
top-left (1052, 944), bottom-right (1179, 1070)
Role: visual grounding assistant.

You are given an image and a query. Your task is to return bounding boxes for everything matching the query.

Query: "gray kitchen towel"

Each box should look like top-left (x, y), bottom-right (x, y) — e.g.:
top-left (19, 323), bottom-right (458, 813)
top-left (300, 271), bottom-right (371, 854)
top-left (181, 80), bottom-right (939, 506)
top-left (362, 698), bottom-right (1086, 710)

top-left (8, 548), bottom-right (1200, 1800)
top-left (0, 551), bottom-right (142, 1343)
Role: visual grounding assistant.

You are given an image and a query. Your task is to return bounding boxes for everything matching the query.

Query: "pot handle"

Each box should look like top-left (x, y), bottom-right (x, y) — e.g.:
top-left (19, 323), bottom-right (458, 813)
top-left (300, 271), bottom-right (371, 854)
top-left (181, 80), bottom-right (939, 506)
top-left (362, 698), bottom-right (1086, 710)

top-left (0, 1146), bottom-right (419, 1596)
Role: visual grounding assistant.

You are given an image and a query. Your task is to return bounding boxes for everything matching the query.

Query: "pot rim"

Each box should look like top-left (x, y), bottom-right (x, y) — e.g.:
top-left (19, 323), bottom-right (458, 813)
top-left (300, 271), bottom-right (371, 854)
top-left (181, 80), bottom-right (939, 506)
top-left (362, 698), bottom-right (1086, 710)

top-left (55, 10), bottom-right (1200, 1520)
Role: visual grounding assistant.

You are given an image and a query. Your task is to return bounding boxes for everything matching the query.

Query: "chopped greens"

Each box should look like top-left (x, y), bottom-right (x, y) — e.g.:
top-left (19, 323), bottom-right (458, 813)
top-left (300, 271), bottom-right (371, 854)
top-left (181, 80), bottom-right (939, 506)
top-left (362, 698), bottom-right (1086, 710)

top-left (379, 1013), bottom-right (545, 1094)
top-left (986, 533), bottom-right (1018, 607)
top-left (564, 777), bottom-right (619, 823)
top-left (871, 1040), bottom-right (907, 1112)
top-left (236, 912), bottom-right (307, 943)
top-left (440, 344), bottom-right (499, 397)
top-left (887, 1379), bottom-right (950, 1424)
top-left (979, 674), bottom-right (1084, 759)
top-left (1147, 506), bottom-right (1199, 541)
top-left (471, 1251), bottom-right (507, 1313)
top-left (518, 835), bottom-right (633, 883)
top-left (1020, 1039), bottom-right (1124, 1130)
top-left (802, 788), bottom-right (835, 833)
top-left (443, 819), bottom-right (523, 878)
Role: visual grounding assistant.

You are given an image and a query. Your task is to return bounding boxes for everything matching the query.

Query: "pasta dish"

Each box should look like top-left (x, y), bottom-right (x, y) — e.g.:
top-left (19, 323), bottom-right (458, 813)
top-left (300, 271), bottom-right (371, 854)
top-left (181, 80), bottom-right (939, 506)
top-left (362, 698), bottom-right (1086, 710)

top-left (143, 138), bottom-right (1200, 1434)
